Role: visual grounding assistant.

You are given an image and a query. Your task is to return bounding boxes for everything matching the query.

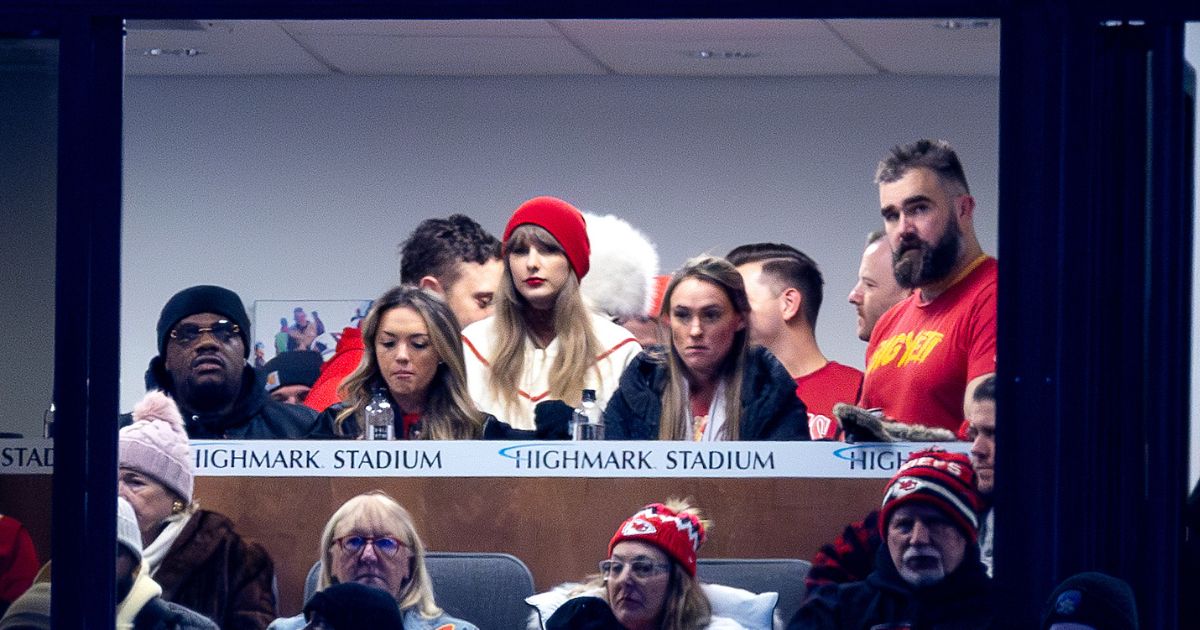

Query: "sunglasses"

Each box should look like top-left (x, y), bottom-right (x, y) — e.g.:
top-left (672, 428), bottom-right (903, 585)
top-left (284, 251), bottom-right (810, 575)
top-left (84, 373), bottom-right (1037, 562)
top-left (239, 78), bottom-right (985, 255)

top-left (170, 320), bottom-right (241, 346)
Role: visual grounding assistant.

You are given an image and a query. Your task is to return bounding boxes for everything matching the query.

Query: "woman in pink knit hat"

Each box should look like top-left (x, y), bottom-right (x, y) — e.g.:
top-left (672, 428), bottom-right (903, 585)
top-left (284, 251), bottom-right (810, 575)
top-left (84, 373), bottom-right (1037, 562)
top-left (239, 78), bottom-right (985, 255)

top-left (461, 196), bottom-right (642, 431)
top-left (118, 390), bottom-right (276, 629)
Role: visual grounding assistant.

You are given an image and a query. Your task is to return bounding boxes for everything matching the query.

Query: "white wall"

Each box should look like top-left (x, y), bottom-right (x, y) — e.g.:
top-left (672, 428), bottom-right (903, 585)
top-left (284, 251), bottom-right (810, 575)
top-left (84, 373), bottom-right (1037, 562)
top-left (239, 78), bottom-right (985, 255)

top-left (0, 70), bottom-right (56, 439)
top-left (120, 73), bottom-right (1000, 413)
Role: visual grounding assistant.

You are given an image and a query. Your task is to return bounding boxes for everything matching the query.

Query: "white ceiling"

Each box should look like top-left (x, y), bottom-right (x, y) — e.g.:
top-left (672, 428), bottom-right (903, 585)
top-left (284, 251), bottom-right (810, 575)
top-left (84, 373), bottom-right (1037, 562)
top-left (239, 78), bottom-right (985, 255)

top-left (124, 18), bottom-right (999, 78)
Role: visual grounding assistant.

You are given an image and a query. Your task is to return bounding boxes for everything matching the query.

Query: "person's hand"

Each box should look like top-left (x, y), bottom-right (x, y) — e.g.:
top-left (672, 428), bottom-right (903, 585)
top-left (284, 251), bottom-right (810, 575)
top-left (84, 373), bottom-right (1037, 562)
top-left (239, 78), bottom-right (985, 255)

top-left (534, 400), bottom-right (574, 440)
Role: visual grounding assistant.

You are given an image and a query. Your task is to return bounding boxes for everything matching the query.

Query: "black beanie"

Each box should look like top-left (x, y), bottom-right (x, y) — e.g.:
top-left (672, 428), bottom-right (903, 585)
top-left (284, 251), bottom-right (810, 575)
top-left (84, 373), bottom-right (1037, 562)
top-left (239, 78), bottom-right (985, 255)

top-left (156, 285), bottom-right (252, 358)
top-left (304, 583), bottom-right (405, 630)
top-left (1041, 571), bottom-right (1139, 630)
top-left (263, 351), bottom-right (323, 391)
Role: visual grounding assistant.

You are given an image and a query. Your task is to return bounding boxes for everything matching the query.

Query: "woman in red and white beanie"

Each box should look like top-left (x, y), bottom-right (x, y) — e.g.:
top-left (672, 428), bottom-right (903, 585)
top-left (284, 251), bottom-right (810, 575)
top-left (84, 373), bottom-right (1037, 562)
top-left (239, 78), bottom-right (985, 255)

top-left (537, 499), bottom-right (755, 630)
top-left (461, 196), bottom-right (642, 430)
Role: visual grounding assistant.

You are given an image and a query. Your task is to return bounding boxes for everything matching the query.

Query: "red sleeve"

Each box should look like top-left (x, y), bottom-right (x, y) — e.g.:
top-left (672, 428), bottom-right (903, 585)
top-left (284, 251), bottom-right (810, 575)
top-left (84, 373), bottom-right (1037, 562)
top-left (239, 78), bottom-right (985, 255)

top-left (0, 518), bottom-right (40, 604)
top-left (965, 278), bottom-right (997, 382)
top-left (805, 510), bottom-right (882, 594)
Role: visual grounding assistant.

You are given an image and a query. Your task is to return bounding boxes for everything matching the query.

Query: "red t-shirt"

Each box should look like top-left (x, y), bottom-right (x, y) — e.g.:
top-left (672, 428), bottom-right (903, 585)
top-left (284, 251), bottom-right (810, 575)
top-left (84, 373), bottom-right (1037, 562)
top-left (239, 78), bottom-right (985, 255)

top-left (796, 361), bottom-right (863, 440)
top-left (859, 256), bottom-right (997, 433)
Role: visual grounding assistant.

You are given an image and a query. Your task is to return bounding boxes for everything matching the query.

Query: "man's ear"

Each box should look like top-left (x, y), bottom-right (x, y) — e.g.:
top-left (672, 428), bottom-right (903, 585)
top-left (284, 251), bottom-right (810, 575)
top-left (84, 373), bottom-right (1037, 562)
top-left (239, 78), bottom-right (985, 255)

top-left (956, 194), bottom-right (976, 222)
top-left (418, 275), bottom-right (444, 295)
top-left (779, 287), bottom-right (804, 322)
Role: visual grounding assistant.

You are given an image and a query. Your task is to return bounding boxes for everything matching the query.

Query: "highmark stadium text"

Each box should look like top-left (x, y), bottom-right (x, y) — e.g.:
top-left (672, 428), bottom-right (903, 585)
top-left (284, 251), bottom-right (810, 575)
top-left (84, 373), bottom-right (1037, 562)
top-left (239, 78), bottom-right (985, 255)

top-left (194, 447), bottom-right (443, 471)
top-left (499, 445), bottom-right (775, 472)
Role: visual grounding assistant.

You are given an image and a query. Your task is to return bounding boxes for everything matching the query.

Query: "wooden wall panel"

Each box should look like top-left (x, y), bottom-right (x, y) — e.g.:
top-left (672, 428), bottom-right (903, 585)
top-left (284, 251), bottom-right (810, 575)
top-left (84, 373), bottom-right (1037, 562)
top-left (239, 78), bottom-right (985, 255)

top-left (1, 475), bottom-right (886, 616)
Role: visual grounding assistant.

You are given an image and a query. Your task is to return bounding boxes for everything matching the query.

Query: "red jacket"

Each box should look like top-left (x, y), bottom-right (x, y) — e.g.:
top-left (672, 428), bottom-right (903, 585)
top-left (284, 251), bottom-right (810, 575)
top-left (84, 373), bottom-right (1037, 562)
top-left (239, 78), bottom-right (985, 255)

top-left (304, 327), bottom-right (364, 413)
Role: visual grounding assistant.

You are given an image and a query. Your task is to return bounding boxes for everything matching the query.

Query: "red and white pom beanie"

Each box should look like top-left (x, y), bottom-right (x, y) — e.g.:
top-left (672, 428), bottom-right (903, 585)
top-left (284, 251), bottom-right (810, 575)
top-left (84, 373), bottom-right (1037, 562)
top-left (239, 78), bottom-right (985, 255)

top-left (879, 448), bottom-right (984, 543)
top-left (503, 196), bottom-right (591, 280)
top-left (608, 503), bottom-right (707, 577)
top-left (119, 390), bottom-right (194, 503)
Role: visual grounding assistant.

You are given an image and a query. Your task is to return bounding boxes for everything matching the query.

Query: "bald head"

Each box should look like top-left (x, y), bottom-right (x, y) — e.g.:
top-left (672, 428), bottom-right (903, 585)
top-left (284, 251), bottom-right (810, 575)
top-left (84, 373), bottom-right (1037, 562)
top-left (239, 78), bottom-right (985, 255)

top-left (849, 238), bottom-right (910, 342)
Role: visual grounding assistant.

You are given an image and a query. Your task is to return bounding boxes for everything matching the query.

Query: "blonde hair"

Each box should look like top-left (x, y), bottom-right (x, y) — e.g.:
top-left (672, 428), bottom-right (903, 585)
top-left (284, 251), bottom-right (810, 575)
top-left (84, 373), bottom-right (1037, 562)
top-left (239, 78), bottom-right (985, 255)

top-left (657, 256), bottom-right (751, 440)
top-left (318, 491), bottom-right (442, 618)
top-left (598, 497), bottom-right (713, 629)
top-left (488, 224), bottom-right (602, 414)
top-left (336, 286), bottom-right (483, 439)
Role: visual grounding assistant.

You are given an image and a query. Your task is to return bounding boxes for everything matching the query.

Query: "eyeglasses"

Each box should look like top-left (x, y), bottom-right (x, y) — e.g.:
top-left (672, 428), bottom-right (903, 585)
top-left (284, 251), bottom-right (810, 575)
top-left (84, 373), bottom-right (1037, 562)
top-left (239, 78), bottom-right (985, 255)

top-left (170, 320), bottom-right (241, 346)
top-left (598, 559), bottom-right (671, 580)
top-left (333, 535), bottom-right (406, 557)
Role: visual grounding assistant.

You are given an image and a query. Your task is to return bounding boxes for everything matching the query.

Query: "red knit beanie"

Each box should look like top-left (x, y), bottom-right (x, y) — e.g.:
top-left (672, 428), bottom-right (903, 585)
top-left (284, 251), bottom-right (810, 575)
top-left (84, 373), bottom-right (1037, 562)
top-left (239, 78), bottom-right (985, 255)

top-left (503, 196), bottom-right (591, 279)
top-left (879, 449), bottom-right (984, 544)
top-left (608, 503), bottom-right (706, 577)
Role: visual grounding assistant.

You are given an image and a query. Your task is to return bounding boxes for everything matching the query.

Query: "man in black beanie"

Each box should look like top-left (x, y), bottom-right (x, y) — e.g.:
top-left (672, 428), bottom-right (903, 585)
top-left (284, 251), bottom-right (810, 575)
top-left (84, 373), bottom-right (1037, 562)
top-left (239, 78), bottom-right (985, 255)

top-left (122, 285), bottom-right (318, 439)
top-left (263, 350), bottom-right (323, 405)
top-left (1041, 571), bottom-right (1138, 630)
top-left (303, 583), bottom-right (405, 630)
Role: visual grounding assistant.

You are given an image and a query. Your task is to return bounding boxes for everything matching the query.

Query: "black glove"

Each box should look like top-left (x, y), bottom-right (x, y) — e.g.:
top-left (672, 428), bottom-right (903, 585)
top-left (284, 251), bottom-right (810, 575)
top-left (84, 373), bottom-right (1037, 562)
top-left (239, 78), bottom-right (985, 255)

top-left (534, 400), bottom-right (574, 440)
top-left (546, 597), bottom-right (622, 630)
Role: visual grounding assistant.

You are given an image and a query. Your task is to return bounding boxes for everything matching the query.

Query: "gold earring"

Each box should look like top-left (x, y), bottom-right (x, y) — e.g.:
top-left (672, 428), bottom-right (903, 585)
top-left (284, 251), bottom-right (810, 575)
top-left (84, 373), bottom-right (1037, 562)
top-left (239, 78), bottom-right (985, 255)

top-left (171, 500), bottom-right (185, 514)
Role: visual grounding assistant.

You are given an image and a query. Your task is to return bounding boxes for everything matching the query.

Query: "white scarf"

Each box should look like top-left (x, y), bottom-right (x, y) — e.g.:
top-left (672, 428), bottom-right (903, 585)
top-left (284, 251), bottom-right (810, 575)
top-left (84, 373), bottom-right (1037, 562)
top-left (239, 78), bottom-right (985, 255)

top-left (685, 380), bottom-right (729, 441)
top-left (143, 510), bottom-right (194, 577)
top-left (116, 568), bottom-right (163, 629)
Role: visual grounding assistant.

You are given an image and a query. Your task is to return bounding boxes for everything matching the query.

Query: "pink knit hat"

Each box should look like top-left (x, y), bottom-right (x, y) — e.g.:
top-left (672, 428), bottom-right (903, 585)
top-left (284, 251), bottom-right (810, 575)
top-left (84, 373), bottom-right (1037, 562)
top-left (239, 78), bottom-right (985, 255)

top-left (119, 391), bottom-right (193, 503)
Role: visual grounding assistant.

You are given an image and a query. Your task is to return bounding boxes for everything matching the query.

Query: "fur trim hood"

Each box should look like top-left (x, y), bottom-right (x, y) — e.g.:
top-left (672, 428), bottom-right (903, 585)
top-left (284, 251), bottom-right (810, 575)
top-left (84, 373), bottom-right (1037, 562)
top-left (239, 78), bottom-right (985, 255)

top-left (580, 212), bottom-right (659, 319)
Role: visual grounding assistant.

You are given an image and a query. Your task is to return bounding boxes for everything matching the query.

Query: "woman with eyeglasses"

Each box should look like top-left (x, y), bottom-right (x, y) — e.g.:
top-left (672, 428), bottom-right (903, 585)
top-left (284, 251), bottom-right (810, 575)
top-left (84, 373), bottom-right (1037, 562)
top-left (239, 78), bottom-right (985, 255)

top-left (537, 500), bottom-right (746, 630)
top-left (268, 492), bottom-right (477, 629)
top-left (462, 196), bottom-right (642, 433)
top-left (309, 286), bottom-right (490, 440)
top-left (604, 256), bottom-right (808, 441)
top-left (119, 390), bottom-right (277, 630)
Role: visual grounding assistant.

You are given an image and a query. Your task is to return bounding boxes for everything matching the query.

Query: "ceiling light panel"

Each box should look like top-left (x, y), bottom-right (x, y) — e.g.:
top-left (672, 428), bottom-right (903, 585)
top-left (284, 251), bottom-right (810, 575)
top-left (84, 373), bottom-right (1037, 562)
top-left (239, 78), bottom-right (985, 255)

top-left (279, 19), bottom-right (560, 38)
top-left (824, 18), bottom-right (1000, 76)
top-left (556, 19), bottom-right (876, 76)
top-left (290, 34), bottom-right (606, 76)
top-left (125, 20), bottom-right (330, 76)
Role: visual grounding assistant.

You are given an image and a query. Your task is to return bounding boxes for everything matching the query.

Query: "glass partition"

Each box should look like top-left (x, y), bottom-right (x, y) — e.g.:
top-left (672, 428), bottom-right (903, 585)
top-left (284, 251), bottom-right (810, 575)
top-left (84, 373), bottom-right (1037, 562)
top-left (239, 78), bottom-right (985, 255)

top-left (0, 30), bottom-right (56, 618)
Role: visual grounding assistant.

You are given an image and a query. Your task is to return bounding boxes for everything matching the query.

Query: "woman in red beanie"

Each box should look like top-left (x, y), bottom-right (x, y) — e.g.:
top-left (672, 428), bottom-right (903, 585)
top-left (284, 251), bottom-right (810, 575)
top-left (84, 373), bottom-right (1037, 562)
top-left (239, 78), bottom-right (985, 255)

top-left (536, 500), bottom-right (748, 630)
top-left (461, 196), bottom-right (642, 431)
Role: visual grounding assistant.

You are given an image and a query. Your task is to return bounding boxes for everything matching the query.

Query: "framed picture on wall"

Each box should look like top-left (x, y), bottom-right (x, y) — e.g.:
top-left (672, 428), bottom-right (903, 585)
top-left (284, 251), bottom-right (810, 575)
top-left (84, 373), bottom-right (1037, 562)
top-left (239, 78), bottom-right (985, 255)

top-left (251, 299), bottom-right (372, 368)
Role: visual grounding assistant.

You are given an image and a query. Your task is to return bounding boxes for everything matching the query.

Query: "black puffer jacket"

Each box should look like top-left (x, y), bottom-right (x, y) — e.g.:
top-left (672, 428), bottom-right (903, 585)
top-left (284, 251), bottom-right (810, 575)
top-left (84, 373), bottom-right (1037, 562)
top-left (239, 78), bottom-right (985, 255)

top-left (603, 346), bottom-right (808, 441)
top-left (788, 545), bottom-right (994, 630)
top-left (119, 358), bottom-right (318, 439)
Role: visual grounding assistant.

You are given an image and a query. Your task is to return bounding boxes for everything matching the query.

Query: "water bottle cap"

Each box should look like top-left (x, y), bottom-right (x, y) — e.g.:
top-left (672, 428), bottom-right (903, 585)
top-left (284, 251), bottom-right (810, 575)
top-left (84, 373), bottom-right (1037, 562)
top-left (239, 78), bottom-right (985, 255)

top-left (581, 389), bottom-right (597, 402)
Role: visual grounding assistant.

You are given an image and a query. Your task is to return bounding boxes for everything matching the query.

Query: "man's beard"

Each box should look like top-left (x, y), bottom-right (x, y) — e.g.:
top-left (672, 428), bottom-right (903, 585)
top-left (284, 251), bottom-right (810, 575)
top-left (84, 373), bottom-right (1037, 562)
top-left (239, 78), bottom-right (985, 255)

top-left (181, 374), bottom-right (240, 412)
top-left (898, 545), bottom-right (947, 587)
top-left (893, 219), bottom-right (961, 289)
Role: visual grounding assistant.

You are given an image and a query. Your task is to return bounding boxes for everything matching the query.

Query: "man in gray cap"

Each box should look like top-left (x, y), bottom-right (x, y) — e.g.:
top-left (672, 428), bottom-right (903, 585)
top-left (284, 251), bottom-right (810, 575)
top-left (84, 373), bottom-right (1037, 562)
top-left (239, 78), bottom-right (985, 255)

top-left (123, 285), bottom-right (318, 438)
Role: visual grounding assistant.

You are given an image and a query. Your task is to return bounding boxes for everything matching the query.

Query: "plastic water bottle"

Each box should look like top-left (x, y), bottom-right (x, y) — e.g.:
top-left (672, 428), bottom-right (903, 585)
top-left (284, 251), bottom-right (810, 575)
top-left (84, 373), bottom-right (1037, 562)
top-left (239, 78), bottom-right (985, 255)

top-left (43, 402), bottom-right (54, 439)
top-left (364, 390), bottom-right (394, 441)
top-left (572, 389), bottom-right (604, 440)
